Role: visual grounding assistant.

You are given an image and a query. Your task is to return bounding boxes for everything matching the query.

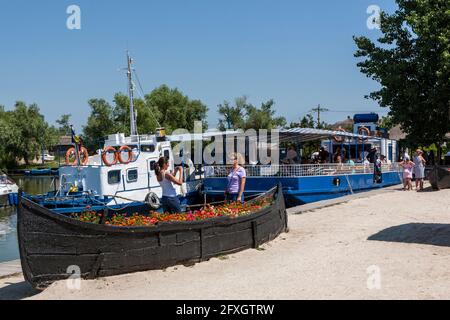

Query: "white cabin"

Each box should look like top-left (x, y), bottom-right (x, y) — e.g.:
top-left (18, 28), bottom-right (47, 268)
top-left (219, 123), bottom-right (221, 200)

top-left (59, 133), bottom-right (197, 205)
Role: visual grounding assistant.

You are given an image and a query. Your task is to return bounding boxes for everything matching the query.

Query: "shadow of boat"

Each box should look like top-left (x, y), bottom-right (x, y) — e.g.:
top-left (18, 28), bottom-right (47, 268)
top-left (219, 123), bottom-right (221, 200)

top-left (368, 223), bottom-right (450, 247)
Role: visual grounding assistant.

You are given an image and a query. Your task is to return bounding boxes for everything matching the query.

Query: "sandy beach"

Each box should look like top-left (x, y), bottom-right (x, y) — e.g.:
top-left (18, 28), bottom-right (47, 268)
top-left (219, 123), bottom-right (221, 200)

top-left (2, 183), bottom-right (450, 300)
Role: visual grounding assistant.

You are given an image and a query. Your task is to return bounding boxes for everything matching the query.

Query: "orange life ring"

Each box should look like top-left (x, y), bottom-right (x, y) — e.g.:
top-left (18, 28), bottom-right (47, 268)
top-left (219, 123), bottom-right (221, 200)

top-left (118, 146), bottom-right (133, 164)
top-left (102, 146), bottom-right (118, 167)
top-left (65, 147), bottom-right (89, 166)
top-left (358, 126), bottom-right (371, 141)
top-left (333, 127), bottom-right (347, 143)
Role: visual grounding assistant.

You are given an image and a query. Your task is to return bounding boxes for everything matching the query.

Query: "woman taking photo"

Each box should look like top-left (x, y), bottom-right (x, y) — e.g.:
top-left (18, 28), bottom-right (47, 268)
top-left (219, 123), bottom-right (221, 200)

top-left (155, 156), bottom-right (183, 213)
top-left (225, 153), bottom-right (247, 203)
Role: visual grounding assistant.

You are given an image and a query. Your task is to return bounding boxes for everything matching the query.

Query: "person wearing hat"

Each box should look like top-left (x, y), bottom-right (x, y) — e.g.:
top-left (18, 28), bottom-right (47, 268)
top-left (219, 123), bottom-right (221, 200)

top-left (413, 149), bottom-right (426, 191)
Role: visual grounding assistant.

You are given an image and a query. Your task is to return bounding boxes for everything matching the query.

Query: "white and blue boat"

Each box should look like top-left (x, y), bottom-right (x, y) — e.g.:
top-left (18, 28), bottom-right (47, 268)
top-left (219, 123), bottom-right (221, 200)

top-left (202, 116), bottom-right (402, 208)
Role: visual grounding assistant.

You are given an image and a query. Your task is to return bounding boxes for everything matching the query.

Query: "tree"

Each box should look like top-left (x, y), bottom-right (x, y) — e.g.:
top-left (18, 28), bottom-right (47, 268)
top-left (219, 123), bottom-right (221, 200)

top-left (0, 102), bottom-right (57, 165)
top-left (289, 113), bottom-right (316, 129)
top-left (354, 0), bottom-right (450, 155)
top-left (217, 97), bottom-right (247, 131)
top-left (82, 85), bottom-right (208, 151)
top-left (244, 99), bottom-right (286, 130)
top-left (83, 99), bottom-right (117, 151)
top-left (113, 93), bottom-right (161, 134)
top-left (56, 114), bottom-right (72, 136)
top-left (218, 96), bottom-right (286, 130)
top-left (144, 85), bottom-right (208, 133)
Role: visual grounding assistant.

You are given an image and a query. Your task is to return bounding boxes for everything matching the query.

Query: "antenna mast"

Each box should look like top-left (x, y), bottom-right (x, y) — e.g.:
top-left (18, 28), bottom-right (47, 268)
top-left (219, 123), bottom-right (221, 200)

top-left (127, 51), bottom-right (138, 136)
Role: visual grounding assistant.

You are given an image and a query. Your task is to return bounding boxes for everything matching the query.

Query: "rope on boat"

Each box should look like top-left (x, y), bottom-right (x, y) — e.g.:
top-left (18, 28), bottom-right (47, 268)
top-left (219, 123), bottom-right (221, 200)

top-left (101, 186), bottom-right (278, 211)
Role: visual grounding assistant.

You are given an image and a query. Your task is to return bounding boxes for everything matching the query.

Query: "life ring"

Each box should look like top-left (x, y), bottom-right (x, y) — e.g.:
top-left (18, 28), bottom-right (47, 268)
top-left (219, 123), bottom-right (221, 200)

top-left (333, 127), bottom-right (347, 143)
top-left (358, 126), bottom-right (371, 141)
top-left (65, 147), bottom-right (89, 166)
top-left (118, 146), bottom-right (133, 164)
top-left (145, 192), bottom-right (161, 210)
top-left (102, 146), bottom-right (118, 167)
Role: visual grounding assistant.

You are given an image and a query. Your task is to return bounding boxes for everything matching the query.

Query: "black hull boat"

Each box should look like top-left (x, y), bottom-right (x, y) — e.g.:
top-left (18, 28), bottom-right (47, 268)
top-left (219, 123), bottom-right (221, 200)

top-left (18, 185), bottom-right (288, 290)
top-left (428, 165), bottom-right (450, 190)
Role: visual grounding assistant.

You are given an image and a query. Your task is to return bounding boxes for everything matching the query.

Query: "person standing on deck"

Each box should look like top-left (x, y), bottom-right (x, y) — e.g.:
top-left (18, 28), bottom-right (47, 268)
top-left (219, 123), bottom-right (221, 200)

top-left (225, 153), bottom-right (247, 203)
top-left (318, 147), bottom-right (329, 164)
top-left (413, 149), bottom-right (426, 191)
top-left (155, 156), bottom-right (184, 213)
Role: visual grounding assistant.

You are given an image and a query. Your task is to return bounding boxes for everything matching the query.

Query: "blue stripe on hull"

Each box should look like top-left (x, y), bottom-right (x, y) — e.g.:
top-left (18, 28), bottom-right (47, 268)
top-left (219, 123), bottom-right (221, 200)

top-left (204, 172), bottom-right (401, 207)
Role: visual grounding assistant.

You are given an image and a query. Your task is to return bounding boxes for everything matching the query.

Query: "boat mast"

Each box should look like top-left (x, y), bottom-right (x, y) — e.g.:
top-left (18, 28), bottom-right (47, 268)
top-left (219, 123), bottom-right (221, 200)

top-left (127, 52), bottom-right (138, 137)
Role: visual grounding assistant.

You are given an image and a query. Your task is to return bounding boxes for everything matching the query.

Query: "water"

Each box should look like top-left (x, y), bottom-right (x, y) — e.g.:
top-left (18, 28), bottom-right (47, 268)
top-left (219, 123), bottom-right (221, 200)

top-left (0, 176), bottom-right (55, 263)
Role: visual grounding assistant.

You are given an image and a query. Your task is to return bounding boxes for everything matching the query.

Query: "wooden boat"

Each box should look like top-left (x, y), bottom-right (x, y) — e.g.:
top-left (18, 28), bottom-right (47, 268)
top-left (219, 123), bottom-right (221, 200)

top-left (17, 185), bottom-right (288, 290)
top-left (428, 165), bottom-right (450, 190)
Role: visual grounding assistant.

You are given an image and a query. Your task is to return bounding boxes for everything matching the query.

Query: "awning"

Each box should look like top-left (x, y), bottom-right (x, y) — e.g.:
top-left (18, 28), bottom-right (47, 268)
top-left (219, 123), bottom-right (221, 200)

top-left (168, 127), bottom-right (380, 143)
top-left (279, 127), bottom-right (380, 143)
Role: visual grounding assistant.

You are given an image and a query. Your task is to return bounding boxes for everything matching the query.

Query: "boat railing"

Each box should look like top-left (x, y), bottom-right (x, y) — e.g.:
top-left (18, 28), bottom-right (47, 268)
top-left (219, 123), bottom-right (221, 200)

top-left (204, 163), bottom-right (402, 178)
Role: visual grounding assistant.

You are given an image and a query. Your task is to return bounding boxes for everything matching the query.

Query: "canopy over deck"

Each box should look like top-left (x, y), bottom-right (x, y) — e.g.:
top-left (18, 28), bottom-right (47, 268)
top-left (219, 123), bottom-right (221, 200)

top-left (279, 127), bottom-right (381, 143)
top-left (168, 128), bottom-right (381, 143)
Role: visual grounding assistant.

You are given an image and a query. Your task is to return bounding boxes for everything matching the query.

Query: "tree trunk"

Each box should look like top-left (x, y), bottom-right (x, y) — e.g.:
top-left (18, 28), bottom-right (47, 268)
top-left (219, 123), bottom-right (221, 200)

top-left (437, 143), bottom-right (442, 165)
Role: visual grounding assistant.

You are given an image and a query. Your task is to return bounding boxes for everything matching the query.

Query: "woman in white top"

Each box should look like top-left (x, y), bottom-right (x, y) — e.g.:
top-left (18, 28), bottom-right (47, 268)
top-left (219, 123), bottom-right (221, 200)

top-left (413, 149), bottom-right (426, 191)
top-left (155, 157), bottom-right (183, 213)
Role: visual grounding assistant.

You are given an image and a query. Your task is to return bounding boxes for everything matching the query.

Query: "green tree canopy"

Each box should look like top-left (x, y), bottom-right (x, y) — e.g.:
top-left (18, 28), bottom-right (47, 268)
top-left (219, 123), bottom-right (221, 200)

top-left (0, 102), bottom-right (58, 166)
top-left (56, 114), bottom-right (72, 136)
top-left (83, 99), bottom-right (117, 151)
top-left (218, 96), bottom-right (286, 130)
top-left (289, 113), bottom-right (316, 129)
top-left (354, 0), bottom-right (450, 148)
top-left (82, 85), bottom-right (209, 151)
top-left (144, 85), bottom-right (208, 132)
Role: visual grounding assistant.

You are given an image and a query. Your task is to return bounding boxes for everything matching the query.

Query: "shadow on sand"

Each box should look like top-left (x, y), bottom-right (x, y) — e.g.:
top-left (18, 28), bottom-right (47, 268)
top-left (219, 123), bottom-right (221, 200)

top-left (369, 223), bottom-right (450, 247)
top-left (0, 280), bottom-right (39, 300)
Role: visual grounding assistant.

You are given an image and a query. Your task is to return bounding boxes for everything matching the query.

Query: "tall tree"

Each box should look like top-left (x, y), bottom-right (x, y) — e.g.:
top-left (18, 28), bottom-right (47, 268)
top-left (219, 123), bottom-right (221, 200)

top-left (83, 99), bottom-right (117, 151)
top-left (289, 113), bottom-right (316, 129)
top-left (56, 114), bottom-right (72, 136)
top-left (244, 99), bottom-right (286, 130)
top-left (0, 102), bottom-right (57, 165)
top-left (217, 97), bottom-right (247, 130)
top-left (218, 96), bottom-right (286, 130)
top-left (144, 85), bottom-right (208, 132)
top-left (354, 0), bottom-right (450, 152)
top-left (113, 93), bottom-right (161, 134)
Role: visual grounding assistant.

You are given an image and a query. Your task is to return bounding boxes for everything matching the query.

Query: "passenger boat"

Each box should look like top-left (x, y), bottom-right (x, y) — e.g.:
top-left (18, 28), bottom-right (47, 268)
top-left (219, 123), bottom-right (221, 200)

top-left (428, 165), bottom-right (450, 190)
top-left (17, 184), bottom-right (288, 290)
top-left (203, 114), bottom-right (403, 208)
top-left (0, 172), bottom-right (19, 206)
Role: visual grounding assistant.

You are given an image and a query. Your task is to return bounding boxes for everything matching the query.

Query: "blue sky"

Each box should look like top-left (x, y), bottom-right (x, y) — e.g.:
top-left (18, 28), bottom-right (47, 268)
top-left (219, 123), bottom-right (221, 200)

top-left (0, 0), bottom-right (398, 131)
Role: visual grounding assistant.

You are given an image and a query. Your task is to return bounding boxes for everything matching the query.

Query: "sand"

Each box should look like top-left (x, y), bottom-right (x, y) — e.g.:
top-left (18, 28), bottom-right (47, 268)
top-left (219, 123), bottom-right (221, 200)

top-left (1, 183), bottom-right (450, 300)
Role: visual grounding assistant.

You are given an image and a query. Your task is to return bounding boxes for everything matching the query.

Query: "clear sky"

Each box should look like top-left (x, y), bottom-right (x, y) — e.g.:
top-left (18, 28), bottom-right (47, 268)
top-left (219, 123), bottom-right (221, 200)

top-left (0, 0), bottom-right (398, 131)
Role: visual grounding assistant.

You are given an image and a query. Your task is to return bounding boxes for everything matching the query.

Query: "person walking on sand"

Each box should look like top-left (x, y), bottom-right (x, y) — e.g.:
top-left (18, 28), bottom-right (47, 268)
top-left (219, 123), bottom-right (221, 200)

top-left (413, 149), bottom-right (426, 191)
top-left (225, 153), bottom-right (247, 203)
top-left (400, 155), bottom-right (415, 191)
top-left (155, 156), bottom-right (184, 213)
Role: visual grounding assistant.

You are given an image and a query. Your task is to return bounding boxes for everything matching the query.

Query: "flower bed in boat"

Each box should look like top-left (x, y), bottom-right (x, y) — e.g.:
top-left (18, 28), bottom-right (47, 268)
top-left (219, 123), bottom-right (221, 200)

top-left (70, 197), bottom-right (274, 227)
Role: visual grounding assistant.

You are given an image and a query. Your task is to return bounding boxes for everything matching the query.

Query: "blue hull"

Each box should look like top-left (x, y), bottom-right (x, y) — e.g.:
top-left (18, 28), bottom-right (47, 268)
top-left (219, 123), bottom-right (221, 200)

top-left (204, 171), bottom-right (402, 208)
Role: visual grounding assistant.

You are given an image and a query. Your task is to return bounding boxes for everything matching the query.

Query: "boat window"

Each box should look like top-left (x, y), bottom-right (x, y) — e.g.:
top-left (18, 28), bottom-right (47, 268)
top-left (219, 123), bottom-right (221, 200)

top-left (149, 161), bottom-right (156, 171)
top-left (164, 150), bottom-right (170, 159)
top-left (141, 145), bottom-right (155, 153)
top-left (127, 168), bottom-right (138, 183)
top-left (108, 170), bottom-right (121, 185)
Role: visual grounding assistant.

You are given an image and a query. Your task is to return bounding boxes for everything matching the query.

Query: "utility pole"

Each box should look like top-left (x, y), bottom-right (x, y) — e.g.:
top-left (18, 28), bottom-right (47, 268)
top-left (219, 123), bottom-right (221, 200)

top-left (310, 104), bottom-right (329, 129)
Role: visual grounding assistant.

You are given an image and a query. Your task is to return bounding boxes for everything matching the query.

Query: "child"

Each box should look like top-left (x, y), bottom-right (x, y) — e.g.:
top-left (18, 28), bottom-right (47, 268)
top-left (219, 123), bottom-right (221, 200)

top-left (400, 155), bottom-right (415, 191)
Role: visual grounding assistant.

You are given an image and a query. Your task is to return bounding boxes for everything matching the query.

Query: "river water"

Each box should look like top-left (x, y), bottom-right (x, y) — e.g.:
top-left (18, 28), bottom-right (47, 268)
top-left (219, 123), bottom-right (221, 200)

top-left (0, 176), bottom-right (55, 263)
